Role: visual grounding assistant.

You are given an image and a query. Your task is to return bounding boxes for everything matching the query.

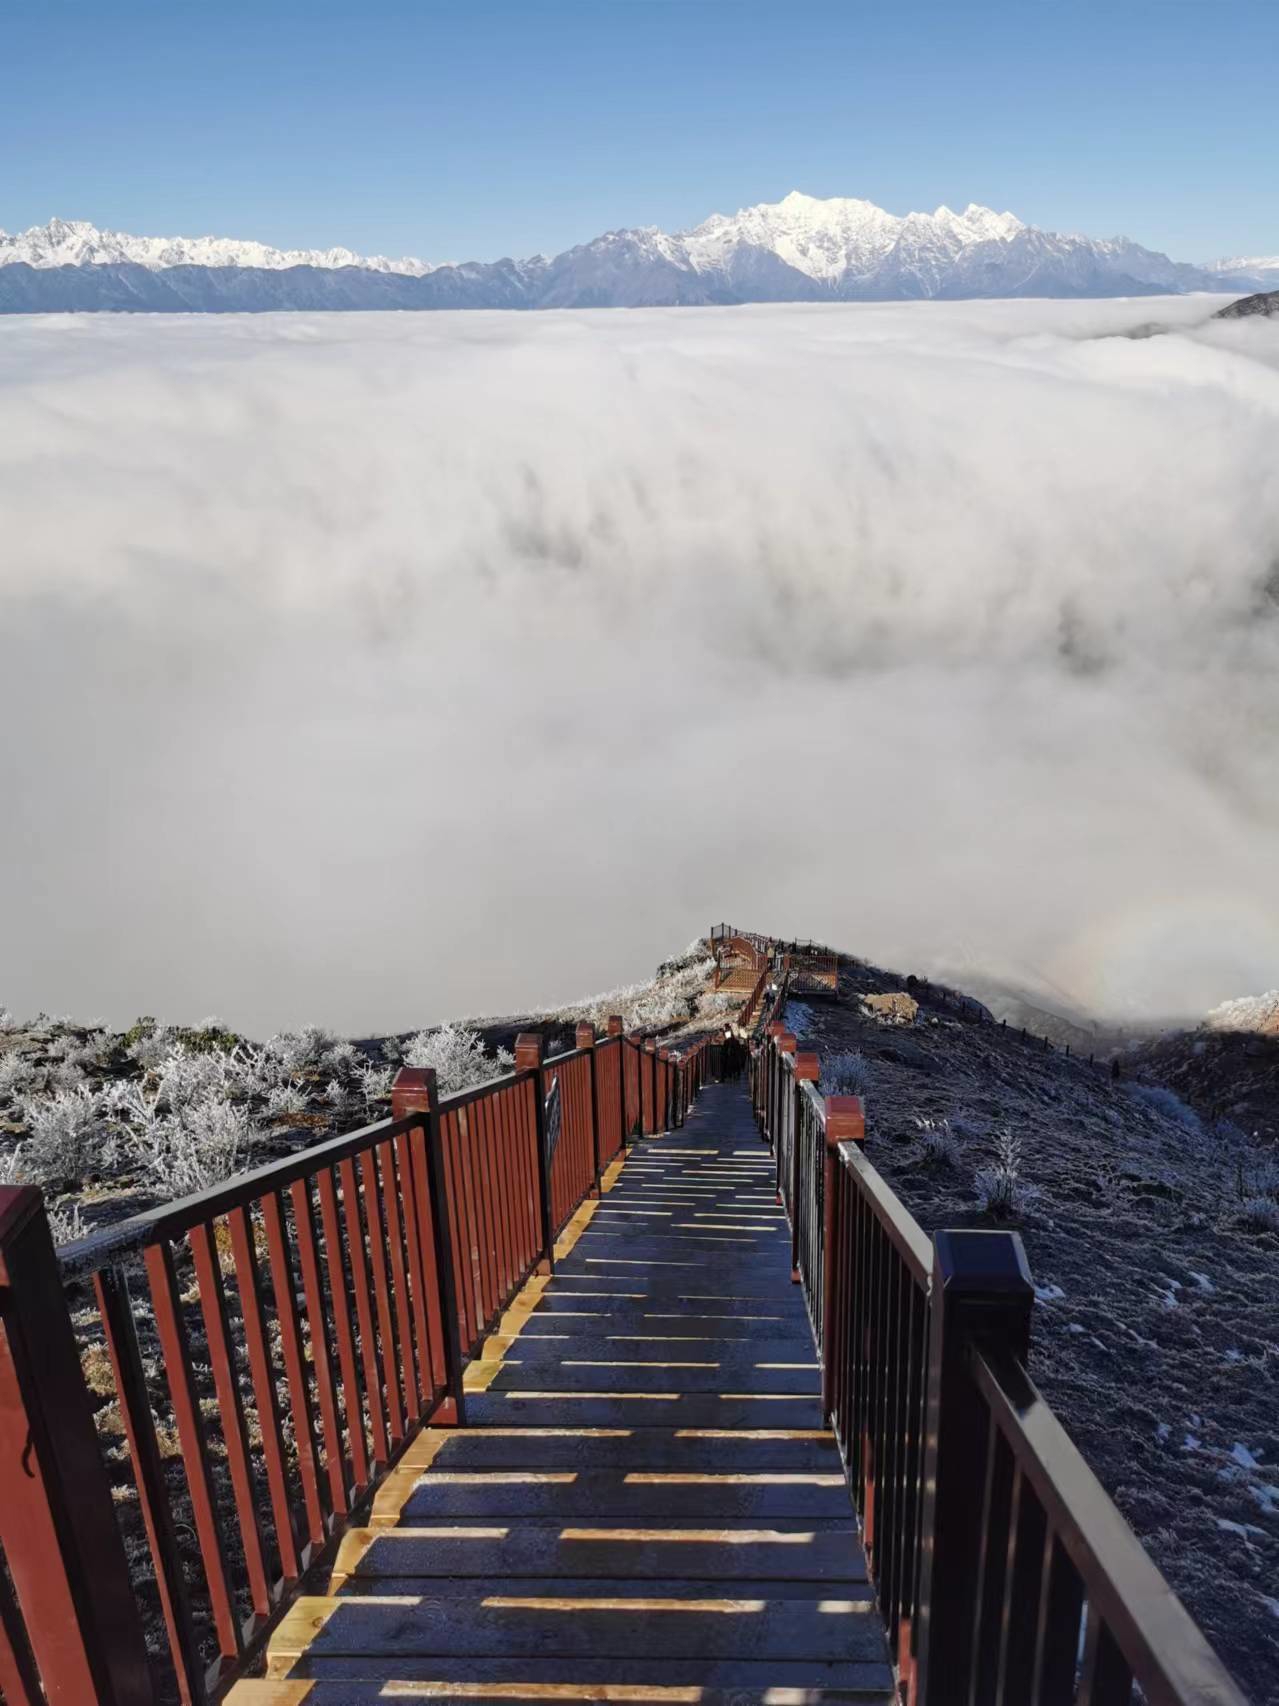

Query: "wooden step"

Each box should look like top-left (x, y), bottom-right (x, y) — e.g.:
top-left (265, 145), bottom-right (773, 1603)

top-left (266, 1591), bottom-right (890, 1667)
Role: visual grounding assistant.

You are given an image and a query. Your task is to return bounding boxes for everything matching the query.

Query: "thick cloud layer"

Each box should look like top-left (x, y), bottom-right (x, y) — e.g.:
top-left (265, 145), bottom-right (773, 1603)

top-left (2, 299), bottom-right (1277, 1032)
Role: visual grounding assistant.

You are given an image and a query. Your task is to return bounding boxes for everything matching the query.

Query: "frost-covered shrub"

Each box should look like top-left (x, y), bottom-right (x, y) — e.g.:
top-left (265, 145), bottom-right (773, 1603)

top-left (550, 956), bottom-right (717, 1034)
top-left (1237, 1197), bottom-right (1279, 1233)
top-left (0, 1007), bottom-right (19, 1034)
top-left (128, 1025), bottom-right (177, 1072)
top-left (265, 1026), bottom-right (336, 1073)
top-left (0, 1052), bottom-right (33, 1101)
top-left (0, 1147), bottom-right (27, 1185)
top-left (127, 1097), bottom-right (253, 1196)
top-left (404, 1024), bottom-right (514, 1097)
top-left (153, 1044), bottom-right (234, 1112)
top-left (321, 1041), bottom-right (358, 1077)
top-left (358, 1064), bottom-right (393, 1110)
top-left (324, 1078), bottom-right (349, 1108)
top-left (46, 1200), bottom-right (86, 1245)
top-left (917, 1117), bottom-right (962, 1168)
top-left (51, 1060), bottom-right (87, 1092)
top-left (974, 1132), bottom-right (1034, 1218)
top-left (822, 1051), bottom-right (873, 1097)
top-left (265, 1082), bottom-right (308, 1121)
top-left (1127, 1082), bottom-right (1201, 1130)
top-left (16, 1087), bottom-right (107, 1186)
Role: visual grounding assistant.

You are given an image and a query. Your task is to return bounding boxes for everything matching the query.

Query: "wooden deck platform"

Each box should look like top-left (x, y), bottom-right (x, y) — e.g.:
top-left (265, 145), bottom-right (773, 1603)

top-left (229, 1082), bottom-right (894, 1705)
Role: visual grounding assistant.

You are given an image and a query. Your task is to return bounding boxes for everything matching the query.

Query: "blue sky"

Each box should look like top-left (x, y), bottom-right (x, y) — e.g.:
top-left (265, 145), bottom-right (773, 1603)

top-left (5, 0), bottom-right (1276, 263)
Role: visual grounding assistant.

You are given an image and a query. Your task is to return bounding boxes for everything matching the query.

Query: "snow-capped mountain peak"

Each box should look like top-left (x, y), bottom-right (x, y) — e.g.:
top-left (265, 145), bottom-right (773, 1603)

top-left (681, 192), bottom-right (1028, 284)
top-left (0, 217), bottom-right (437, 276)
top-left (0, 194), bottom-right (1268, 312)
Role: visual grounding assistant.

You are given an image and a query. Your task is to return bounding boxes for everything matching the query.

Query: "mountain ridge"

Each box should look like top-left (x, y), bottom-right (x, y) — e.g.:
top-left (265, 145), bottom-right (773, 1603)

top-left (2, 193), bottom-right (1271, 311)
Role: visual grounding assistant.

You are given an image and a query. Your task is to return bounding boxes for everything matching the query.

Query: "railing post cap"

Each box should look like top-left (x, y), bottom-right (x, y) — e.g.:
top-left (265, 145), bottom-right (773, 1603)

top-left (514, 1032), bottom-right (544, 1070)
top-left (644, 1037), bottom-right (657, 1053)
top-left (793, 1050), bottom-right (820, 1082)
top-left (777, 1031), bottom-right (797, 1054)
top-left (391, 1065), bottom-right (438, 1119)
top-left (933, 1228), bottom-right (1034, 1298)
top-left (824, 1094), bottom-right (866, 1144)
top-left (606, 1015), bottom-right (624, 1036)
top-left (575, 1020), bottom-right (596, 1048)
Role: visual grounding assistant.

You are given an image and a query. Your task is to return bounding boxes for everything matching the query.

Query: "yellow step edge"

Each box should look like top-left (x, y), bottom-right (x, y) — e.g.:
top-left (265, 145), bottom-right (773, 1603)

top-left (223, 1686), bottom-right (316, 1704)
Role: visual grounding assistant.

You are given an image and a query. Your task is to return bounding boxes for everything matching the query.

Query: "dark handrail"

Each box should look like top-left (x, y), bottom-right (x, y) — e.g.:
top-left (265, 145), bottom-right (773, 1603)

top-left (972, 1344), bottom-right (1250, 1706)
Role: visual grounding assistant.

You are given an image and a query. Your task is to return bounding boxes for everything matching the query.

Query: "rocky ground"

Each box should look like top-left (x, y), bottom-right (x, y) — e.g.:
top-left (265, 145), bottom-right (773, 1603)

top-left (784, 957), bottom-right (1279, 1706)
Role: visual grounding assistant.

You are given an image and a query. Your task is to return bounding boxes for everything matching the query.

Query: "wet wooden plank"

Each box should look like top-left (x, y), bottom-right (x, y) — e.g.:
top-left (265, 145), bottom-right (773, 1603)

top-left (269, 1592), bottom-right (889, 1663)
top-left (394, 1467), bottom-right (852, 1520)
top-left (400, 1428), bottom-right (839, 1472)
top-left (332, 1522), bottom-right (867, 1584)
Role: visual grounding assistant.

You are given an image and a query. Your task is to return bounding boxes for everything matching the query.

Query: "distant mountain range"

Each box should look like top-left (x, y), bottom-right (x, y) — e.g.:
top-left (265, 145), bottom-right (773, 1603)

top-left (1, 196), bottom-right (1273, 312)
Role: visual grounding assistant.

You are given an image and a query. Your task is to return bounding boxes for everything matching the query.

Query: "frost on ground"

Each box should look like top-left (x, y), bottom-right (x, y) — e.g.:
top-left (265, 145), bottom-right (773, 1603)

top-left (785, 959), bottom-right (1279, 1705)
top-left (0, 945), bottom-right (728, 1243)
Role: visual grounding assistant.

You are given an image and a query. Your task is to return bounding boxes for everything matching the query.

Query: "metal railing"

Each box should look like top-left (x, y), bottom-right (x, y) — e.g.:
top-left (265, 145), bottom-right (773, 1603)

top-left (0, 1016), bottom-right (716, 1706)
top-left (751, 1027), bottom-right (1249, 1706)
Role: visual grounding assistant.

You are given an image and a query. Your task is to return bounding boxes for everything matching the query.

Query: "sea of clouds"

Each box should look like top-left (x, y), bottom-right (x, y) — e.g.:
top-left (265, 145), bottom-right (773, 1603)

top-left (2, 296), bottom-right (1277, 1033)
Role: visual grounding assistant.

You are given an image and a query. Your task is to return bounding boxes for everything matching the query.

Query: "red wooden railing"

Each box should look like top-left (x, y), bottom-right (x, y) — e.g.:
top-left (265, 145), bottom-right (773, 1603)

top-left (0, 1014), bottom-right (716, 1706)
top-left (750, 1027), bottom-right (1249, 1706)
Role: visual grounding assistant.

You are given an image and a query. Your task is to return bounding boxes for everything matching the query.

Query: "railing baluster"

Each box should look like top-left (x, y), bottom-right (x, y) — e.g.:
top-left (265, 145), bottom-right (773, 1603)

top-left (1078, 1604), bottom-right (1135, 1705)
top-left (997, 1470), bottom-right (1048, 1705)
top-left (227, 1201), bottom-right (301, 1577)
top-left (969, 1422), bottom-right (1014, 1705)
top-left (261, 1189), bottom-right (327, 1545)
top-left (337, 1159), bottom-right (389, 1469)
top-left (377, 1140), bottom-right (420, 1424)
top-left (288, 1177), bottom-right (349, 1515)
top-left (1030, 1531), bottom-right (1085, 1706)
top-left (358, 1151), bottom-right (405, 1449)
top-left (188, 1222), bottom-right (274, 1614)
top-left (316, 1165), bottom-right (371, 1493)
top-left (95, 1262), bottom-right (204, 1703)
top-left (144, 1238), bottom-right (242, 1665)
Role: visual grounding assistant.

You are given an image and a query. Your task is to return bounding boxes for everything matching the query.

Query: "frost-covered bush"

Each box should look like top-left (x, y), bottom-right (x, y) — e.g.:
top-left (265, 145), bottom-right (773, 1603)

top-left (0, 1147), bottom-right (27, 1185)
top-left (321, 1041), bottom-right (358, 1077)
top-left (45, 1200), bottom-right (86, 1245)
top-left (0, 1007), bottom-right (19, 1034)
top-left (265, 1026), bottom-right (336, 1073)
top-left (358, 1063), bottom-right (394, 1110)
top-left (974, 1132), bottom-right (1035, 1218)
top-left (265, 1082), bottom-right (308, 1121)
top-left (127, 1025), bottom-right (177, 1072)
top-left (550, 956), bottom-right (717, 1033)
top-left (404, 1023), bottom-right (514, 1096)
top-left (1127, 1082), bottom-right (1201, 1130)
top-left (1237, 1197), bottom-right (1279, 1233)
top-left (16, 1087), bottom-right (107, 1187)
top-left (127, 1097), bottom-right (253, 1196)
top-left (822, 1051), bottom-right (873, 1097)
top-left (917, 1117), bottom-right (962, 1168)
top-left (0, 1052), bottom-right (33, 1101)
